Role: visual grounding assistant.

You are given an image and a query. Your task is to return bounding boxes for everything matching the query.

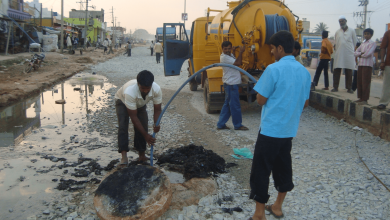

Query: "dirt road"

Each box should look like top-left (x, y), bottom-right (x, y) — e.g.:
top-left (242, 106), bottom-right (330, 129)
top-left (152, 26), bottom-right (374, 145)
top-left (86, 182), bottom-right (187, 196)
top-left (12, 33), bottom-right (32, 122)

top-left (0, 46), bottom-right (126, 107)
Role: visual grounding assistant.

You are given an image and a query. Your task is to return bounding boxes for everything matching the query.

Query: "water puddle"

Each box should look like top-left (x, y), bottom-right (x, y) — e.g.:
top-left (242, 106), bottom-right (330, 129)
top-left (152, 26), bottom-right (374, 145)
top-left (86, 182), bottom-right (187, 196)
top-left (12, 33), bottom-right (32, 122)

top-left (0, 73), bottom-right (114, 147)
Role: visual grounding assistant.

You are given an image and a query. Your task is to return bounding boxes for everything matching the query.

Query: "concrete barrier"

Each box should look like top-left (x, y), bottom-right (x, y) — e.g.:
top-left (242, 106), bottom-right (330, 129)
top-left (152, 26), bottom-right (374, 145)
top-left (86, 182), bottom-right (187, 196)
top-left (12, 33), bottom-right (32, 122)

top-left (309, 91), bottom-right (390, 141)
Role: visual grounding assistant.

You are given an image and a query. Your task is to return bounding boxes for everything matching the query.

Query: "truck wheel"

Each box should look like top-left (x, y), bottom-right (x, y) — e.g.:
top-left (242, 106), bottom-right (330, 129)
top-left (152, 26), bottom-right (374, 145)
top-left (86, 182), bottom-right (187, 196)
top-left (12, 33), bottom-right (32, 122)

top-left (189, 79), bottom-right (197, 91)
top-left (203, 79), bottom-right (224, 114)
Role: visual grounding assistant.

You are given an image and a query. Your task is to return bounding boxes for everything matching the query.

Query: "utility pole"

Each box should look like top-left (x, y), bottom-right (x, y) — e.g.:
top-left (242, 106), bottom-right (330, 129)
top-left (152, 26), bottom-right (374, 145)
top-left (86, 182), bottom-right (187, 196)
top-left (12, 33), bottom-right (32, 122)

top-left (51, 9), bottom-right (53, 27)
top-left (83, 0), bottom-right (89, 49)
top-left (111, 6), bottom-right (114, 44)
top-left (363, 0), bottom-right (368, 29)
top-left (76, 1), bottom-right (83, 10)
top-left (184, 0), bottom-right (186, 28)
top-left (60, 0), bottom-right (64, 53)
top-left (40, 3), bottom-right (42, 27)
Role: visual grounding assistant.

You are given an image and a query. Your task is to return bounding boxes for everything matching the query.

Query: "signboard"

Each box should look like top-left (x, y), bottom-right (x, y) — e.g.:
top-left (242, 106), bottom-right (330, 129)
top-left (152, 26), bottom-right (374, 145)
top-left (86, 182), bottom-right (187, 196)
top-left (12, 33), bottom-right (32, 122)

top-left (53, 12), bottom-right (58, 16)
top-left (182, 13), bottom-right (188, 21)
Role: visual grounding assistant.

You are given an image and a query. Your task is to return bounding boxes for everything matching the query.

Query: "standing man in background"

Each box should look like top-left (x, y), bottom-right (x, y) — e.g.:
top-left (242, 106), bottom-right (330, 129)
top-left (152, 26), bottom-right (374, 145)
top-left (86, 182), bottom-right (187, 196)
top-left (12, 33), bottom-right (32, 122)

top-left (311, 31), bottom-right (333, 90)
top-left (108, 38), bottom-right (114, 55)
top-left (103, 38), bottom-right (108, 54)
top-left (377, 29), bottom-right (390, 111)
top-left (354, 28), bottom-right (376, 105)
top-left (150, 41), bottom-right (154, 56)
top-left (154, 40), bottom-right (163, 63)
top-left (216, 41), bottom-right (248, 131)
top-left (332, 15), bottom-right (357, 93)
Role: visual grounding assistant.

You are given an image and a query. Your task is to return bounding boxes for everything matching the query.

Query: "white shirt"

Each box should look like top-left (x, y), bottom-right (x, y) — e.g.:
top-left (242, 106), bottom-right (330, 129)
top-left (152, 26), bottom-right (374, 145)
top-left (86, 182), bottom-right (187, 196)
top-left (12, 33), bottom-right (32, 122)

top-left (103, 40), bottom-right (108, 47)
top-left (115, 79), bottom-right (162, 110)
top-left (220, 53), bottom-right (242, 85)
top-left (334, 27), bottom-right (358, 70)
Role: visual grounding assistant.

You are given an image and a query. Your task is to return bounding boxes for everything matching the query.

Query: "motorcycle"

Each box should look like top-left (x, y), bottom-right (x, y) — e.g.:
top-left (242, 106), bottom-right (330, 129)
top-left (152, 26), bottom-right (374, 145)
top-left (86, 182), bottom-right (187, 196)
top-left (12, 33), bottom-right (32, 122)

top-left (24, 53), bottom-right (45, 73)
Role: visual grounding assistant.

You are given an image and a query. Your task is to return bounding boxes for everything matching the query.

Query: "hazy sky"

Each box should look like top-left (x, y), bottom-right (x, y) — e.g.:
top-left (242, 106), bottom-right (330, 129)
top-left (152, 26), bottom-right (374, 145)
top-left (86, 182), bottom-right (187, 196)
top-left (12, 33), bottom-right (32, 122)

top-left (46, 0), bottom-right (390, 39)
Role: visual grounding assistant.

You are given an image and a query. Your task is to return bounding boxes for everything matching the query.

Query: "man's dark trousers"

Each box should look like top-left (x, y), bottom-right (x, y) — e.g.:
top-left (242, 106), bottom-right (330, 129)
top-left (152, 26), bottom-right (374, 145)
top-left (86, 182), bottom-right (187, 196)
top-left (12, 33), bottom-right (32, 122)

top-left (127, 48), bottom-right (131, 57)
top-left (333, 68), bottom-right (352, 90)
top-left (156, 53), bottom-right (161, 63)
top-left (313, 59), bottom-right (330, 88)
top-left (115, 99), bottom-right (148, 153)
top-left (151, 48), bottom-right (154, 56)
top-left (249, 133), bottom-right (294, 203)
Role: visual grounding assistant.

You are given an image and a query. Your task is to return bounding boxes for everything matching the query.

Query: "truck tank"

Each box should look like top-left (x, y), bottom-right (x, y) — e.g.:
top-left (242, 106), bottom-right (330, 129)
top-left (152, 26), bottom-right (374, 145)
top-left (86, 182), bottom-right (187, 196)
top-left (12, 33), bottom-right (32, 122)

top-left (162, 0), bottom-right (303, 113)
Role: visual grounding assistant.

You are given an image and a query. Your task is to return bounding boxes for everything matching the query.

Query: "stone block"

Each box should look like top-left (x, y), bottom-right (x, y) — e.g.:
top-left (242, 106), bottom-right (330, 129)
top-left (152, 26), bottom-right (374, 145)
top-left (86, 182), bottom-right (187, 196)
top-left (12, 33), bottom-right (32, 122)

top-left (169, 178), bottom-right (217, 210)
top-left (94, 165), bottom-right (172, 220)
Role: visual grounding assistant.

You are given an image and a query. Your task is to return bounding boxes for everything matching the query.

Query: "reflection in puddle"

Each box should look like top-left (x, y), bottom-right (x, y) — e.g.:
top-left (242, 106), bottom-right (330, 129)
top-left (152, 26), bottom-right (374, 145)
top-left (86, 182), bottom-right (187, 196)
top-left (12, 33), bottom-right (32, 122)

top-left (0, 73), bottom-right (114, 147)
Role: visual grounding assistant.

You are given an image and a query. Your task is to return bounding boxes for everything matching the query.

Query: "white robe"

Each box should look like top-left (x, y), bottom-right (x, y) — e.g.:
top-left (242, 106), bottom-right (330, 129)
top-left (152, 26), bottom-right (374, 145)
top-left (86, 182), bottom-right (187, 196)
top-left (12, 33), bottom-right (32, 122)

top-left (334, 27), bottom-right (357, 70)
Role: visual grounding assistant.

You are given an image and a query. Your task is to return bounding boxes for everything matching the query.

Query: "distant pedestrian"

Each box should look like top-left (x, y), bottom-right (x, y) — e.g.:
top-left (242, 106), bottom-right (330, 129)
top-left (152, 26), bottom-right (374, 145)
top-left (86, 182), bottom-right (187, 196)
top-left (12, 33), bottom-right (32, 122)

top-left (150, 41), bottom-right (154, 56)
top-left (332, 15), bottom-right (358, 93)
top-left (217, 41), bottom-right (248, 131)
top-left (103, 38), bottom-right (108, 54)
top-left (66, 35), bottom-right (72, 54)
top-left (354, 28), bottom-right (376, 105)
top-left (292, 41), bottom-right (303, 65)
top-left (311, 31), bottom-right (333, 90)
top-left (154, 40), bottom-right (163, 63)
top-left (119, 39), bottom-right (122, 48)
top-left (377, 29), bottom-right (390, 111)
top-left (73, 36), bottom-right (79, 50)
top-left (108, 38), bottom-right (113, 54)
top-left (126, 41), bottom-right (132, 57)
top-left (249, 31), bottom-right (311, 220)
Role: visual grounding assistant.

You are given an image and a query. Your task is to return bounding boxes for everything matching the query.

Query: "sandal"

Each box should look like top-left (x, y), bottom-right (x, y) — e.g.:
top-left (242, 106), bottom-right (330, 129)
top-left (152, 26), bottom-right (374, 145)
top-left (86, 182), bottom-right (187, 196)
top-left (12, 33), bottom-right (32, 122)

top-left (217, 125), bottom-right (230, 130)
top-left (234, 126), bottom-right (249, 130)
top-left (265, 204), bottom-right (284, 219)
top-left (377, 104), bottom-right (386, 110)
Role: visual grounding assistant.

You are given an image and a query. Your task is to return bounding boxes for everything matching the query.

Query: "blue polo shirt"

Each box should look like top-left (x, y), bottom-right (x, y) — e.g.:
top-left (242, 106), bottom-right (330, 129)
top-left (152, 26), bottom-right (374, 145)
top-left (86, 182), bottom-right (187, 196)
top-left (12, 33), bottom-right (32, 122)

top-left (254, 55), bottom-right (311, 138)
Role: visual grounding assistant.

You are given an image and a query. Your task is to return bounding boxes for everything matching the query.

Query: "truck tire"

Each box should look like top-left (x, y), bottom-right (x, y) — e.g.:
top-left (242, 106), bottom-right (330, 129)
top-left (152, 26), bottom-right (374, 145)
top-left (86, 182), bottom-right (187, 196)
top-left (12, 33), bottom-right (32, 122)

top-left (203, 79), bottom-right (224, 114)
top-left (189, 79), bottom-right (198, 91)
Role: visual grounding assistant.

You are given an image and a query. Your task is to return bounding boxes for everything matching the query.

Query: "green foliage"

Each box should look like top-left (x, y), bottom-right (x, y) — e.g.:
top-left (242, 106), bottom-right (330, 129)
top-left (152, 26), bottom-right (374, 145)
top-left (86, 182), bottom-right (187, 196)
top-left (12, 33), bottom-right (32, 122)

top-left (314, 22), bottom-right (329, 34)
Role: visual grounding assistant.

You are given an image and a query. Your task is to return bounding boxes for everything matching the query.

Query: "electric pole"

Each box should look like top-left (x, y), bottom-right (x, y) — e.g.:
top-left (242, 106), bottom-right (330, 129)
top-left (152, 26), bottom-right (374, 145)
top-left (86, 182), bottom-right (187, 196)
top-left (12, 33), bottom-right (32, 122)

top-left (60, 0), bottom-right (64, 53)
top-left (110, 6), bottom-right (114, 44)
top-left (76, 1), bottom-right (83, 10)
top-left (184, 0), bottom-right (186, 28)
top-left (363, 0), bottom-right (368, 29)
top-left (83, 0), bottom-right (89, 49)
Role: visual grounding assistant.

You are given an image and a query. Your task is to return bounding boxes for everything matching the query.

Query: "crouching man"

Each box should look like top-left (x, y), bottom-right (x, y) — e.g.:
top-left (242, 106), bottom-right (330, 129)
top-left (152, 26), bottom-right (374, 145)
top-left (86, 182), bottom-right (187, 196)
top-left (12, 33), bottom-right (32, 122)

top-left (249, 31), bottom-right (311, 220)
top-left (114, 70), bottom-right (162, 165)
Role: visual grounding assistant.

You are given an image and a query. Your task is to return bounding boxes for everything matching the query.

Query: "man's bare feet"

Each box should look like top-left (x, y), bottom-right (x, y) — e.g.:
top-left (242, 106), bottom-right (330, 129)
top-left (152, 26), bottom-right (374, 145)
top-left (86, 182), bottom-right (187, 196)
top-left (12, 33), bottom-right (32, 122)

top-left (120, 151), bottom-right (128, 165)
top-left (265, 204), bottom-right (284, 218)
top-left (138, 151), bottom-right (148, 162)
top-left (251, 215), bottom-right (267, 220)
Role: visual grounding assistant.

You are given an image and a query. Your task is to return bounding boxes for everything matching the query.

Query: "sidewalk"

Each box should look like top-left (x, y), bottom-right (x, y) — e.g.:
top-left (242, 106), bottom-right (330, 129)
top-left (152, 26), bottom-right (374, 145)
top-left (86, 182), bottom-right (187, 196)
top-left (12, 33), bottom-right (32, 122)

top-left (307, 67), bottom-right (383, 107)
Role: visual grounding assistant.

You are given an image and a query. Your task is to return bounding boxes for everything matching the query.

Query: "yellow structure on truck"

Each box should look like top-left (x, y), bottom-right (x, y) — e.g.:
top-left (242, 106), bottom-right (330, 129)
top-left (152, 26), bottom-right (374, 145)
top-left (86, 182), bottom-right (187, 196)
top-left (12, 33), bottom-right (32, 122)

top-left (163, 0), bottom-right (303, 113)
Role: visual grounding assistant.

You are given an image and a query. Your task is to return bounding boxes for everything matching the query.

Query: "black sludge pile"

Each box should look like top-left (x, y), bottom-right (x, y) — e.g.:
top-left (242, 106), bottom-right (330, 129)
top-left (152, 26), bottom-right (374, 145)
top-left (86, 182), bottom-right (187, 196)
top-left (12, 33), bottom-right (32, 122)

top-left (156, 144), bottom-right (226, 180)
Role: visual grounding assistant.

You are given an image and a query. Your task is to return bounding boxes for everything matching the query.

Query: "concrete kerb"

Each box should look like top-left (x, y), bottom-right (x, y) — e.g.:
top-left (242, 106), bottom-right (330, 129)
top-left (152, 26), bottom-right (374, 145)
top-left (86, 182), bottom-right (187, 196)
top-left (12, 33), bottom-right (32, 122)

top-left (309, 91), bottom-right (390, 141)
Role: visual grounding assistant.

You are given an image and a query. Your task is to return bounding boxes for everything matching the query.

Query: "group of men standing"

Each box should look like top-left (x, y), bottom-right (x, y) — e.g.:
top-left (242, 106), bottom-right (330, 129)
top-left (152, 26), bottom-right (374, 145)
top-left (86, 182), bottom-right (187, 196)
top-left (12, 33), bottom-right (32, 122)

top-left (312, 15), bottom-right (390, 109)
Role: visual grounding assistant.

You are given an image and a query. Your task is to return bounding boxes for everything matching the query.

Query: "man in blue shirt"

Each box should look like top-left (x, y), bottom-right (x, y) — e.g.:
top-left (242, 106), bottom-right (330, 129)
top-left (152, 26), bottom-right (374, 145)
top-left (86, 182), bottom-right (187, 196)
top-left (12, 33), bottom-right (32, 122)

top-left (249, 31), bottom-right (311, 220)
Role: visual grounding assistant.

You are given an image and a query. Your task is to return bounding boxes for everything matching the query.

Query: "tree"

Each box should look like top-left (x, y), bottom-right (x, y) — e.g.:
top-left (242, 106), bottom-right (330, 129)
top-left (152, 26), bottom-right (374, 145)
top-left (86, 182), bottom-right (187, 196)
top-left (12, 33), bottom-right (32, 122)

top-left (314, 22), bottom-right (329, 34)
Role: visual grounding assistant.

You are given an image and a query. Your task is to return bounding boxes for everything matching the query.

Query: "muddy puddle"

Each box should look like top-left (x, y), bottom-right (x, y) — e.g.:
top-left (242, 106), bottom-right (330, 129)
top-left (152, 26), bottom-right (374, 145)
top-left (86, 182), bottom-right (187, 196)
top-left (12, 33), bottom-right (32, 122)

top-left (0, 73), bottom-right (133, 219)
top-left (0, 73), bottom-right (112, 147)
